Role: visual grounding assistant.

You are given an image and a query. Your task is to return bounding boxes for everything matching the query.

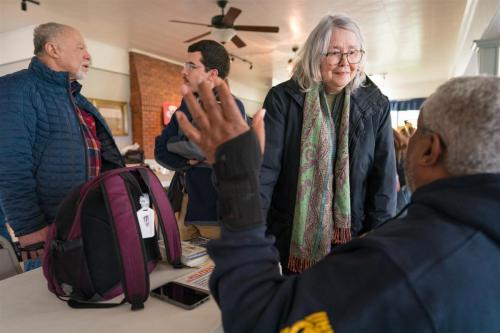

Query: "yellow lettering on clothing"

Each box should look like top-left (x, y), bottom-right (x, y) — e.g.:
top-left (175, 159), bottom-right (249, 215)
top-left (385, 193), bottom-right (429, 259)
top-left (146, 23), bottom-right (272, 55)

top-left (280, 311), bottom-right (334, 333)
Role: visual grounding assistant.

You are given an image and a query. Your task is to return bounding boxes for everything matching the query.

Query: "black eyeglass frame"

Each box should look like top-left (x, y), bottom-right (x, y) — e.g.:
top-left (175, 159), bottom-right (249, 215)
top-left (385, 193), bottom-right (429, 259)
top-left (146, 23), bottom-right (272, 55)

top-left (322, 49), bottom-right (365, 65)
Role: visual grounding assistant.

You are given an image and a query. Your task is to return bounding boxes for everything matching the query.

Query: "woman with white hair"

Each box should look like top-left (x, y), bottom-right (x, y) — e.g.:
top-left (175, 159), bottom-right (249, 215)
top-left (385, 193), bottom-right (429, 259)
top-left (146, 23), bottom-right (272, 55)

top-left (260, 14), bottom-right (396, 273)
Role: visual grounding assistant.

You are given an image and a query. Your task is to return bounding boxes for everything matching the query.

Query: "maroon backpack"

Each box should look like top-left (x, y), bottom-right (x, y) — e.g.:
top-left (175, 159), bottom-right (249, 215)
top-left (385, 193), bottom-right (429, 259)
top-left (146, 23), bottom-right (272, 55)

top-left (42, 167), bottom-right (182, 310)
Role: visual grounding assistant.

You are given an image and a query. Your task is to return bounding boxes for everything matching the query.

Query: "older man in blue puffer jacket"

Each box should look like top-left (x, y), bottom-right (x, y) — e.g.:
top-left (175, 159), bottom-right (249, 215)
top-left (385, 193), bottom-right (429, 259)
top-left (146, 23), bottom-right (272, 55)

top-left (0, 22), bottom-right (123, 269)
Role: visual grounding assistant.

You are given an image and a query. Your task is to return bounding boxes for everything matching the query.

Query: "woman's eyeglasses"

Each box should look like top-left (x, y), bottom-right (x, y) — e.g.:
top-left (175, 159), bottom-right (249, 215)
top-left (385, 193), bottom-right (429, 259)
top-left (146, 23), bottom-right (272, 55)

top-left (322, 49), bottom-right (365, 64)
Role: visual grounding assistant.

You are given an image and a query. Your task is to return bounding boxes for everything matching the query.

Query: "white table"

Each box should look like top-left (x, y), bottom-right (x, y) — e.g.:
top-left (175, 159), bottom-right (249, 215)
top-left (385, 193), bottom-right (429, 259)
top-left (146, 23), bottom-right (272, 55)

top-left (0, 263), bottom-right (223, 333)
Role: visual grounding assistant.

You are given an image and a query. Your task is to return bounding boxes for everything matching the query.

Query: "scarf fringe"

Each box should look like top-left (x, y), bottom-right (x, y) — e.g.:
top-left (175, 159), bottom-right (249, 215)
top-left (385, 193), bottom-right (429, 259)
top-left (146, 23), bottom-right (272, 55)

top-left (288, 256), bottom-right (316, 273)
top-left (333, 227), bottom-right (351, 244)
top-left (288, 227), bottom-right (352, 273)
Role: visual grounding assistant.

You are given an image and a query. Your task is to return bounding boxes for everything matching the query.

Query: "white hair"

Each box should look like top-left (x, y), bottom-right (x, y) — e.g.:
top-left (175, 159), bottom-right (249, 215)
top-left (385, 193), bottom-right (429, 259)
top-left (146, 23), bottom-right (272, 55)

top-left (292, 14), bottom-right (366, 92)
top-left (421, 76), bottom-right (500, 175)
top-left (33, 22), bottom-right (71, 56)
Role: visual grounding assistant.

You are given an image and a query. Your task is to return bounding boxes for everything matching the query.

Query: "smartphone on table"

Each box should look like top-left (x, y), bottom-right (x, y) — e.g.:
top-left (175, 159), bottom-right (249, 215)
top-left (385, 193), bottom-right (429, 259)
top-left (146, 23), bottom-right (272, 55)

top-left (151, 282), bottom-right (210, 310)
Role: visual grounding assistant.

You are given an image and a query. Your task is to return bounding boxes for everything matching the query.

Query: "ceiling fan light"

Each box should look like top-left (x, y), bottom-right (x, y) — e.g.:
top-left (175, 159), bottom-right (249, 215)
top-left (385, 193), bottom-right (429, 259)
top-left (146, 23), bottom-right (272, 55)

top-left (211, 28), bottom-right (236, 43)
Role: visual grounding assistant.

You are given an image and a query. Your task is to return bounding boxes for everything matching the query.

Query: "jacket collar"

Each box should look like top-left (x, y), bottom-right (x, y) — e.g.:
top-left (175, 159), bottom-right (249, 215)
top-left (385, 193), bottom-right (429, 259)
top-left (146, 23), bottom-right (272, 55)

top-left (29, 56), bottom-right (71, 88)
top-left (411, 173), bottom-right (500, 245)
top-left (283, 79), bottom-right (305, 106)
top-left (71, 80), bottom-right (83, 95)
top-left (282, 77), bottom-right (386, 114)
top-left (351, 76), bottom-right (387, 118)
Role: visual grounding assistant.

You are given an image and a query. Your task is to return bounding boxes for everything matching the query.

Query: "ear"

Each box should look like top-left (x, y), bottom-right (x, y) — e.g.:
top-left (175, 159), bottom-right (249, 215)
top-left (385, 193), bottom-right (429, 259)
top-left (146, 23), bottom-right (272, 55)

top-left (207, 68), bottom-right (219, 80)
top-left (44, 41), bottom-right (59, 58)
top-left (419, 132), bottom-right (445, 167)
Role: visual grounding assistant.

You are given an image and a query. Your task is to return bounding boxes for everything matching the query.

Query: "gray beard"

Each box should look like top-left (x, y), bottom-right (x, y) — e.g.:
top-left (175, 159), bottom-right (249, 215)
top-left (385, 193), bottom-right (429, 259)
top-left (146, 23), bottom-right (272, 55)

top-left (74, 71), bottom-right (86, 80)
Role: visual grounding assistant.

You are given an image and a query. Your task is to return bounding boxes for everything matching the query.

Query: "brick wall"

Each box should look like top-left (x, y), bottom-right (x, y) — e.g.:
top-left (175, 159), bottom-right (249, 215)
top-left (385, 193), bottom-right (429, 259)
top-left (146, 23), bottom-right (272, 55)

top-left (129, 52), bottom-right (183, 158)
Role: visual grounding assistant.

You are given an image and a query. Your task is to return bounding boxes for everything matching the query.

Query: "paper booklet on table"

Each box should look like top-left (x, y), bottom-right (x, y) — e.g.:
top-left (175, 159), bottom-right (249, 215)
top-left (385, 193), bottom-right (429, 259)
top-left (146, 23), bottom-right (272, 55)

top-left (181, 241), bottom-right (207, 259)
top-left (181, 241), bottom-right (209, 267)
top-left (159, 239), bottom-right (209, 267)
top-left (182, 255), bottom-right (209, 268)
top-left (173, 261), bottom-right (214, 293)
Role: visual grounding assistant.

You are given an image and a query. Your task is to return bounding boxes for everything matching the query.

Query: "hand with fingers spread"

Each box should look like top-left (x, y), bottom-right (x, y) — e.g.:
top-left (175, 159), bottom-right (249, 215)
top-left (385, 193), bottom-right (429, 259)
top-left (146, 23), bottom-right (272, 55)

top-left (176, 78), bottom-right (265, 164)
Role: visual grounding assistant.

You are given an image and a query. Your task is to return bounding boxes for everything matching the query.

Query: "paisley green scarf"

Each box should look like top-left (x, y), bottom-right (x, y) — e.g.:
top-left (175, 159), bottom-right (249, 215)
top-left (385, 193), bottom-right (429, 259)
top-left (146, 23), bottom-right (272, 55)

top-left (288, 84), bottom-right (352, 273)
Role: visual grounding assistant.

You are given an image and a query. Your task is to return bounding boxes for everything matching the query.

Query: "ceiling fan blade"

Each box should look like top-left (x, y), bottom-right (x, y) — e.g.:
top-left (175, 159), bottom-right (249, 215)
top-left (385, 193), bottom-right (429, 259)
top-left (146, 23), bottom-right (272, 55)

top-left (233, 25), bottom-right (279, 33)
top-left (184, 31), bottom-right (212, 43)
top-left (170, 19), bottom-right (212, 27)
top-left (223, 7), bottom-right (242, 26)
top-left (231, 34), bottom-right (246, 48)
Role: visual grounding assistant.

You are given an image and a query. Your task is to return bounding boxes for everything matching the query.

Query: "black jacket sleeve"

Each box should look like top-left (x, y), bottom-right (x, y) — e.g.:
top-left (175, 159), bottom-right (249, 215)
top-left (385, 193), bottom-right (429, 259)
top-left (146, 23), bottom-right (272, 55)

top-left (213, 130), bottom-right (263, 232)
top-left (154, 110), bottom-right (191, 172)
top-left (364, 100), bottom-right (397, 230)
top-left (259, 87), bottom-right (286, 212)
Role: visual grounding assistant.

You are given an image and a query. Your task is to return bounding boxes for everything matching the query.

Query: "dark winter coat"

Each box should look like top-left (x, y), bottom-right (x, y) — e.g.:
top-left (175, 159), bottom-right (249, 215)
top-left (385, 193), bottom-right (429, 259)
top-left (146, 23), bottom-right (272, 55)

top-left (260, 78), bottom-right (397, 266)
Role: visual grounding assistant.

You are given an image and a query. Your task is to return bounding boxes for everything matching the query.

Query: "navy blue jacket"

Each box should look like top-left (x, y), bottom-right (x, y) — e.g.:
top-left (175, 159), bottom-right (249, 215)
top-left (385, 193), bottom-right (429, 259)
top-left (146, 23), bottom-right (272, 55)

top-left (155, 97), bottom-right (245, 224)
top-left (209, 155), bottom-right (500, 333)
top-left (260, 78), bottom-right (397, 267)
top-left (0, 57), bottom-right (123, 236)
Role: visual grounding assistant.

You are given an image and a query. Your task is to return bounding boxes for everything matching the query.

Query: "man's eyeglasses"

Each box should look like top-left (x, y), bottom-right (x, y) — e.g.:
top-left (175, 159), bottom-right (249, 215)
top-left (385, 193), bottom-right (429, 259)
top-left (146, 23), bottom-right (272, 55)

top-left (322, 49), bottom-right (365, 65)
top-left (183, 62), bottom-right (200, 71)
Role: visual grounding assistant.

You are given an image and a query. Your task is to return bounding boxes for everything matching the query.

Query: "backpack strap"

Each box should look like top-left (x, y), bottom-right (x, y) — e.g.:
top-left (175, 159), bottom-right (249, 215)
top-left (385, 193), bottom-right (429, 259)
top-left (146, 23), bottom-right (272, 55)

top-left (137, 168), bottom-right (182, 267)
top-left (102, 174), bottom-right (149, 310)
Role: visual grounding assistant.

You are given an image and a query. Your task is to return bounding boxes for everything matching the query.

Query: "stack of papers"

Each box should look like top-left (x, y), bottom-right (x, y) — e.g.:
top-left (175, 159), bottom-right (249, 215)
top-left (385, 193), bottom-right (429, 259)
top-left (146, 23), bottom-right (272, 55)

top-left (181, 241), bottom-right (209, 267)
top-left (159, 236), bottom-right (212, 267)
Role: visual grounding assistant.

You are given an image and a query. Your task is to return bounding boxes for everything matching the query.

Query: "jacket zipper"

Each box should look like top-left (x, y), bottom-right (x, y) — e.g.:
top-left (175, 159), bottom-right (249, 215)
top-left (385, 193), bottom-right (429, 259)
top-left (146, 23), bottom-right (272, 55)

top-left (85, 102), bottom-right (124, 168)
top-left (67, 80), bottom-right (89, 181)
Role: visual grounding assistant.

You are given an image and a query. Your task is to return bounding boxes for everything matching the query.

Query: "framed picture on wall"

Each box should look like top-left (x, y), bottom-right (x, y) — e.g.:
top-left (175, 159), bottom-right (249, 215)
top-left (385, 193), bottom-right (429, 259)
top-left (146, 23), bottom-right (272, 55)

top-left (89, 98), bottom-right (128, 136)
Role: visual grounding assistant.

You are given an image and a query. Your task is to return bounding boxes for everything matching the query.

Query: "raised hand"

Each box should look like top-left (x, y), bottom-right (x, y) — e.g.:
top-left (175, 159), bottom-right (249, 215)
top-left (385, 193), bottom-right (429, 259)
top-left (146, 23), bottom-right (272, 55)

top-left (176, 78), bottom-right (265, 164)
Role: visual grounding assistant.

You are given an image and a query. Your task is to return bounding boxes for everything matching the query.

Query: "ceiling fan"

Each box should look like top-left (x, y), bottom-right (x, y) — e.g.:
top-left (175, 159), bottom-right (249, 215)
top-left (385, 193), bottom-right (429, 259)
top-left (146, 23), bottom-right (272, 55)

top-left (170, 0), bottom-right (279, 48)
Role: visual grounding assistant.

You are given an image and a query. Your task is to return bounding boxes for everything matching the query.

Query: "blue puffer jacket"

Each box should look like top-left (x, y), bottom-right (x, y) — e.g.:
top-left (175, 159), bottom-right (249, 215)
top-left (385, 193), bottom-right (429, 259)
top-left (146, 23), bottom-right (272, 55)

top-left (0, 57), bottom-right (123, 236)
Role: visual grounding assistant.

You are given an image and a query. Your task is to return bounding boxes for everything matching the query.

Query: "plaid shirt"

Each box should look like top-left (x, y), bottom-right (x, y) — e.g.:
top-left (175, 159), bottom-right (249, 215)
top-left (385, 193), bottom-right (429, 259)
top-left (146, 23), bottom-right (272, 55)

top-left (72, 90), bottom-right (101, 179)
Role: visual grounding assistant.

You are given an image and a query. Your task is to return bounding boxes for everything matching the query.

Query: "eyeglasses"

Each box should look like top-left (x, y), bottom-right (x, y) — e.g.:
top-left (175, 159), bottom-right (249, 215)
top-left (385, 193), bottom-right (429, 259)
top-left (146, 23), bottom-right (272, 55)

top-left (183, 62), bottom-right (201, 71)
top-left (322, 49), bottom-right (365, 64)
